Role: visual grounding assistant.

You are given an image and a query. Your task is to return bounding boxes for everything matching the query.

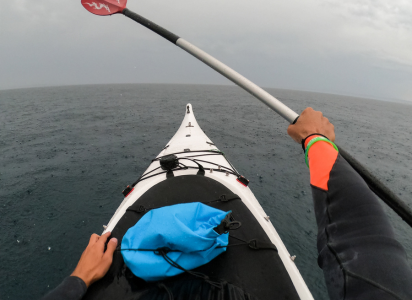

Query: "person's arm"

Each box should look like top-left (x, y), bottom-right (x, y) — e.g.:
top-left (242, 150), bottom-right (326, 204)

top-left (288, 108), bottom-right (412, 300)
top-left (42, 232), bottom-right (118, 300)
top-left (41, 276), bottom-right (87, 300)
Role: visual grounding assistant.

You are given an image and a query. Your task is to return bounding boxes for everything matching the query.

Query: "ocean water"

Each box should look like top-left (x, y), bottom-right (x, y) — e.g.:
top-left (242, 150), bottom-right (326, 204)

top-left (0, 84), bottom-right (411, 300)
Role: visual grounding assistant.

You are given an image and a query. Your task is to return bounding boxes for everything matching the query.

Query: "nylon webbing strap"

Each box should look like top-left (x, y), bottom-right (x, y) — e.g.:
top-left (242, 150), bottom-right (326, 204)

top-left (248, 239), bottom-right (278, 251)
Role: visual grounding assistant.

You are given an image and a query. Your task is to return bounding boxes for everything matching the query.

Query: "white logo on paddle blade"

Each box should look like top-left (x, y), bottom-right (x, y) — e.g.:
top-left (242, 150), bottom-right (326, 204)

top-left (84, 2), bottom-right (111, 12)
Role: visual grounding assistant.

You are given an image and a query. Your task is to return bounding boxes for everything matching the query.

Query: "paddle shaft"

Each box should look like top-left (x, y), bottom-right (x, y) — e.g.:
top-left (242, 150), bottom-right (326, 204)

top-left (122, 8), bottom-right (412, 227)
top-left (122, 9), bottom-right (299, 123)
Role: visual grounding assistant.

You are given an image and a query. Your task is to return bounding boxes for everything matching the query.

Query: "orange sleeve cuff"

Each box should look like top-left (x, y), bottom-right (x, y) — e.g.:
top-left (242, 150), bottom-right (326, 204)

top-left (305, 135), bottom-right (338, 191)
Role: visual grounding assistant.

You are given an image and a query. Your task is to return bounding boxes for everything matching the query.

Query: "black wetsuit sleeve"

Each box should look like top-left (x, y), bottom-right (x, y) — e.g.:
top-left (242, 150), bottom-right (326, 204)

top-left (41, 276), bottom-right (87, 300)
top-left (311, 151), bottom-right (412, 300)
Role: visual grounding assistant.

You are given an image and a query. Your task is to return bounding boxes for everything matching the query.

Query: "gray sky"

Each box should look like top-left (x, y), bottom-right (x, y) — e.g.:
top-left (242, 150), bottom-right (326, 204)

top-left (1, 0), bottom-right (412, 102)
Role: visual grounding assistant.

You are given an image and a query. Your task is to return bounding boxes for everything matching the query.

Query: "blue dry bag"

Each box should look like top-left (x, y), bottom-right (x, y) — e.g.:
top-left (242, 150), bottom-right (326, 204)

top-left (121, 202), bottom-right (231, 281)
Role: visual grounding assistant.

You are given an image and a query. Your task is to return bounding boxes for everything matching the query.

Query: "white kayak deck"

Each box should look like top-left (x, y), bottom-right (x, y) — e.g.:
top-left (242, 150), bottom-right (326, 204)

top-left (103, 104), bottom-right (313, 299)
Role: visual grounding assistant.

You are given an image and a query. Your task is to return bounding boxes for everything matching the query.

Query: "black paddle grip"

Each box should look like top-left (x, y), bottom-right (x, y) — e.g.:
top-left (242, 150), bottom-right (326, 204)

top-left (338, 145), bottom-right (412, 228)
top-left (123, 9), bottom-right (180, 44)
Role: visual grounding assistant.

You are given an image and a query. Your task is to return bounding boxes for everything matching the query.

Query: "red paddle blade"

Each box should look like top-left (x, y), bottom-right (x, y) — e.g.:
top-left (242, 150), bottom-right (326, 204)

top-left (81, 0), bottom-right (127, 16)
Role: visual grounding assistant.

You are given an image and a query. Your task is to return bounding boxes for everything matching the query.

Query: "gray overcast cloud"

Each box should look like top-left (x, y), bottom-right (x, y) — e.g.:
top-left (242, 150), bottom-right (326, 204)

top-left (1, 0), bottom-right (412, 102)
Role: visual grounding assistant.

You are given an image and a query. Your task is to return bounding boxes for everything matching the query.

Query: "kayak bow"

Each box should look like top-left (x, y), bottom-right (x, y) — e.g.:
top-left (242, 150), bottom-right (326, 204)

top-left (84, 104), bottom-right (313, 300)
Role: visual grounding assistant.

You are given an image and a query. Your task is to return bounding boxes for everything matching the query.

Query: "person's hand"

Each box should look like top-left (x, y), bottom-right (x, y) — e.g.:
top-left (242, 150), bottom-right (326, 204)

top-left (71, 232), bottom-right (118, 287)
top-left (287, 107), bottom-right (335, 144)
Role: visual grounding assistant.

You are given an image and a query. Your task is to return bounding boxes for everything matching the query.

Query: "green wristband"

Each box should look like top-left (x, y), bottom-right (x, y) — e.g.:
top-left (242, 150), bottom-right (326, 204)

top-left (305, 137), bottom-right (339, 168)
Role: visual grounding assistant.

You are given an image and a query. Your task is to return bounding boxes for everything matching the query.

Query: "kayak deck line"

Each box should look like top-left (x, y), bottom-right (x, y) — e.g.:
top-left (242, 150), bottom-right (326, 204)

top-left (122, 148), bottom-right (242, 190)
top-left (100, 104), bottom-right (314, 300)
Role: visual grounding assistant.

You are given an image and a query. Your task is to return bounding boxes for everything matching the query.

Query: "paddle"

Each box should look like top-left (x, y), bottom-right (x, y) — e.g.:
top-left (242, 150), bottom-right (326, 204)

top-left (81, 0), bottom-right (412, 228)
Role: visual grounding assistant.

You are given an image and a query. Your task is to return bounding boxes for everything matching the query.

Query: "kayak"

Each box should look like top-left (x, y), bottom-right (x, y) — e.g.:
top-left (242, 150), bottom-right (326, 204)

top-left (84, 104), bottom-right (314, 300)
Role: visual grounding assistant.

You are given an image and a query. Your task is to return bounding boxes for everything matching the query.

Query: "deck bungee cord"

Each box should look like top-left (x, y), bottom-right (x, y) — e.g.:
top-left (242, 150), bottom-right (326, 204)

top-left (126, 192), bottom-right (242, 214)
top-left (81, 0), bottom-right (412, 228)
top-left (118, 232), bottom-right (278, 253)
top-left (123, 150), bottom-right (247, 196)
